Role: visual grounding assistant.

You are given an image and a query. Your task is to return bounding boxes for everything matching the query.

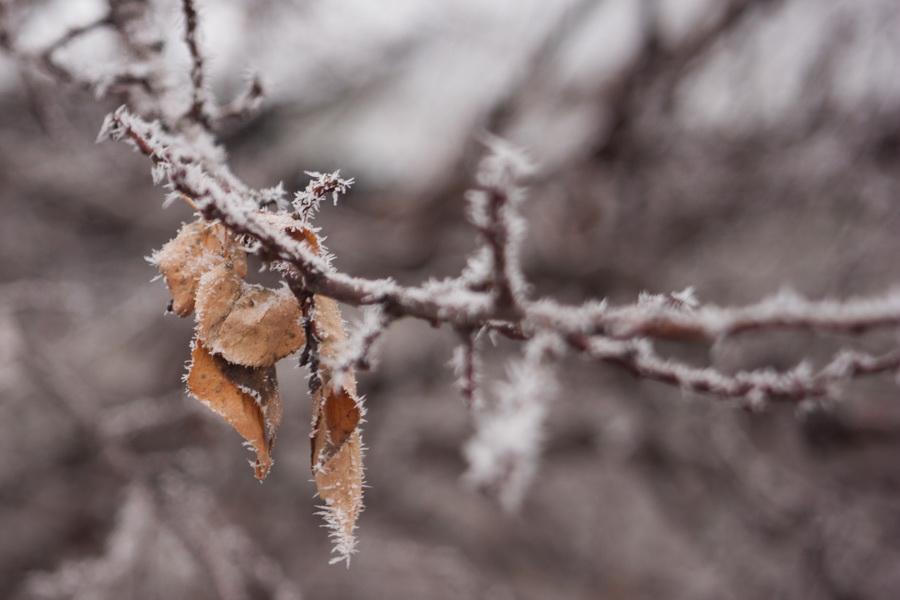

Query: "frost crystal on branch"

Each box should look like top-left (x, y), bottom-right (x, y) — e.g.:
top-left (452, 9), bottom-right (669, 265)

top-left (463, 332), bottom-right (561, 510)
top-left (293, 170), bottom-right (355, 224)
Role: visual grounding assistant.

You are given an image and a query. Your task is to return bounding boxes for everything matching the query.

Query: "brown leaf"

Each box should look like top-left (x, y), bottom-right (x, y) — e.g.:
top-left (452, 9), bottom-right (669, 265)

top-left (195, 264), bottom-right (305, 367)
top-left (309, 296), bottom-right (361, 464)
top-left (308, 295), bottom-right (364, 564)
top-left (186, 339), bottom-right (282, 480)
top-left (153, 220), bottom-right (247, 316)
top-left (314, 430), bottom-right (364, 565)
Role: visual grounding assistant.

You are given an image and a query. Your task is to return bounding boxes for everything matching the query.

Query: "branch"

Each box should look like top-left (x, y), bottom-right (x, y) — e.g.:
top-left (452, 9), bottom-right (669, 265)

top-left (548, 289), bottom-right (900, 342)
top-left (98, 105), bottom-right (900, 406)
top-left (180, 0), bottom-right (214, 130)
top-left (0, 5), bottom-right (154, 101)
top-left (217, 74), bottom-right (265, 125)
top-left (39, 11), bottom-right (113, 83)
top-left (569, 334), bottom-right (900, 403)
top-left (451, 328), bottom-right (483, 409)
top-left (467, 139), bottom-right (530, 315)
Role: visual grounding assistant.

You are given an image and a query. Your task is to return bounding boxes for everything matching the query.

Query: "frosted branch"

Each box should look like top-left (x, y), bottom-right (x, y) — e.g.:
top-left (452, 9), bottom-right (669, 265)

top-left (293, 170), bottom-right (355, 225)
top-left (463, 332), bottom-right (562, 510)
top-left (97, 106), bottom-right (900, 411)
top-left (568, 334), bottom-right (900, 404)
top-left (451, 329), bottom-right (483, 410)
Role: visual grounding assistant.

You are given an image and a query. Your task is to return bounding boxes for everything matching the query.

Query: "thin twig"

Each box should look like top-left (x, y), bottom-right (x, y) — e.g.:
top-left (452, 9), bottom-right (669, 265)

top-left (181, 0), bottom-right (214, 130)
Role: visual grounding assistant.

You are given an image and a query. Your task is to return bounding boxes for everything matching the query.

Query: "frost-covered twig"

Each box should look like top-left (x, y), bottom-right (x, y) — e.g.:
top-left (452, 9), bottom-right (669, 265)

top-left (463, 332), bottom-right (562, 509)
top-left (293, 170), bottom-right (355, 225)
top-left (569, 288), bottom-right (900, 342)
top-left (467, 137), bottom-right (533, 315)
top-left (568, 333), bottom-right (900, 404)
top-left (451, 328), bottom-right (483, 409)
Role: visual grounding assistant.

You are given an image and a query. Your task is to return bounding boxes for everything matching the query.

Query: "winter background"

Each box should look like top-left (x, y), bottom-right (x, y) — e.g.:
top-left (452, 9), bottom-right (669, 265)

top-left (2, 0), bottom-right (900, 598)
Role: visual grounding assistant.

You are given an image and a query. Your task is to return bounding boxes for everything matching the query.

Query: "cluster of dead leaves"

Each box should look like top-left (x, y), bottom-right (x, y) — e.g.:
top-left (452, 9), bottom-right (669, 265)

top-left (153, 217), bottom-right (364, 561)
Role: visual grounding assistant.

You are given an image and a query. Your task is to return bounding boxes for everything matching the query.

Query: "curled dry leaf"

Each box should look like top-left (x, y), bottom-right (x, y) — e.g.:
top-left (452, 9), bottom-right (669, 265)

top-left (195, 264), bottom-right (305, 367)
top-left (153, 220), bottom-right (247, 316)
top-left (309, 295), bottom-right (365, 564)
top-left (186, 339), bottom-right (282, 480)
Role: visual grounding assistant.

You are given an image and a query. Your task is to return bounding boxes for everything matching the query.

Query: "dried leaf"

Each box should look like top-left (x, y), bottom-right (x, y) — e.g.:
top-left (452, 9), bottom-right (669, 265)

top-left (186, 339), bottom-right (281, 480)
top-left (315, 431), bottom-right (364, 565)
top-left (308, 295), bottom-right (364, 564)
top-left (153, 220), bottom-right (247, 316)
top-left (309, 296), bottom-right (361, 464)
top-left (195, 264), bottom-right (305, 367)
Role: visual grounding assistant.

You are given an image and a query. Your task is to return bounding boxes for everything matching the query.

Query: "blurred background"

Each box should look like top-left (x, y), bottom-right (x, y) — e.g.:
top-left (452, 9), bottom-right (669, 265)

top-left (2, 0), bottom-right (900, 598)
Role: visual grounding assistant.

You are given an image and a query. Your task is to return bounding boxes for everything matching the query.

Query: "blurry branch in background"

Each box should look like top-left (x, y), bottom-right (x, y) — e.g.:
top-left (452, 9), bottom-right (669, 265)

top-left (0, 1), bottom-right (156, 103)
top-left (3, 0), bottom-right (900, 560)
top-left (179, 0), bottom-right (213, 130)
top-left (597, 0), bottom-right (779, 159)
top-left (491, 0), bottom-right (781, 162)
top-left (176, 0), bottom-right (265, 130)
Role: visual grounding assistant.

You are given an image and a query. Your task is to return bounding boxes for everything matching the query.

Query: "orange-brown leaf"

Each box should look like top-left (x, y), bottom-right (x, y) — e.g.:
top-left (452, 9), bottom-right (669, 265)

top-left (153, 220), bottom-right (247, 316)
top-left (309, 296), bottom-right (362, 466)
top-left (195, 265), bottom-right (305, 367)
top-left (186, 339), bottom-right (282, 480)
top-left (315, 430), bottom-right (364, 564)
top-left (307, 295), bottom-right (364, 563)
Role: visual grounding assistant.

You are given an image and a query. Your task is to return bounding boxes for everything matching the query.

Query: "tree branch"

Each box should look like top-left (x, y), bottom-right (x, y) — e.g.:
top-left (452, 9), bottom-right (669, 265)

top-left (98, 106), bottom-right (900, 406)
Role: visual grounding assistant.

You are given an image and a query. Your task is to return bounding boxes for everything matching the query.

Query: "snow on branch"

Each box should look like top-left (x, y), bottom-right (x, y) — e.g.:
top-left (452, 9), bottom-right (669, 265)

top-left (567, 334), bottom-right (900, 405)
top-left (463, 332), bottom-right (562, 510)
top-left (583, 287), bottom-right (900, 341)
top-left (466, 136), bottom-right (534, 315)
top-left (293, 170), bottom-right (355, 225)
top-left (451, 328), bottom-right (484, 410)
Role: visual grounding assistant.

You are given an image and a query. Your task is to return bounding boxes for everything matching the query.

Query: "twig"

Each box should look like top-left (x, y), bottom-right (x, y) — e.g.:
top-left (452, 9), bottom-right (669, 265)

top-left (180, 0), bottom-right (214, 130)
top-left (568, 334), bottom-right (900, 403)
